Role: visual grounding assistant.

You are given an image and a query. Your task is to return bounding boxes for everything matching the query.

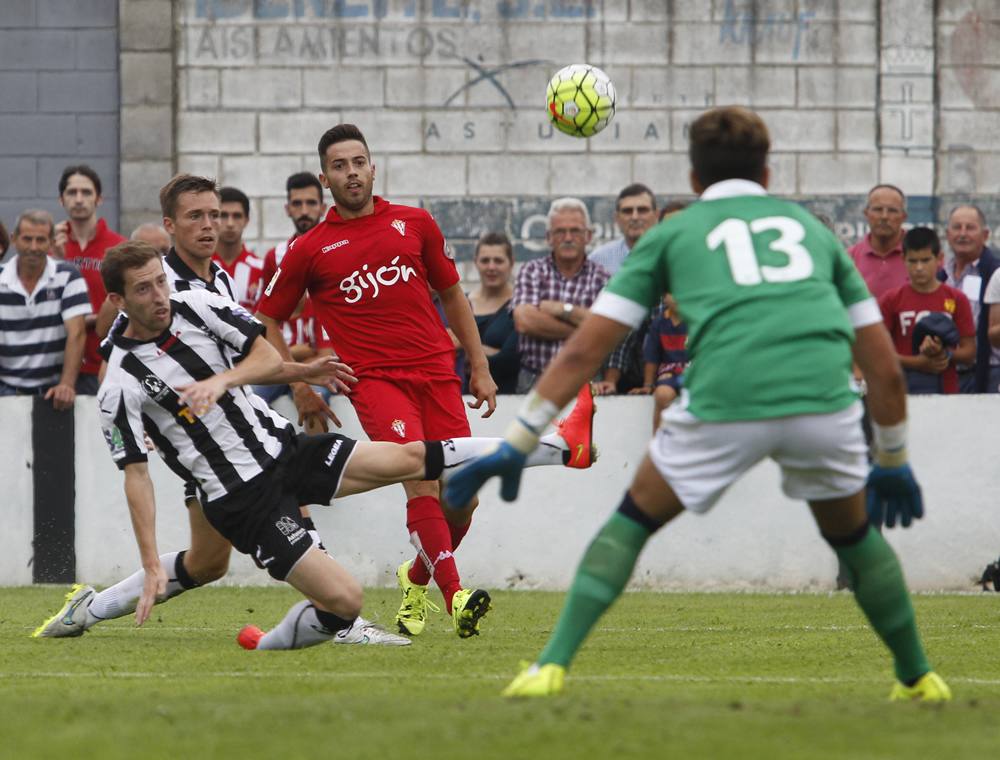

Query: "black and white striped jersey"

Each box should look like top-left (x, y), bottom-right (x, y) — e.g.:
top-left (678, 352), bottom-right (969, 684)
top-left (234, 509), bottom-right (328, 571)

top-left (98, 289), bottom-right (293, 503)
top-left (162, 248), bottom-right (237, 301)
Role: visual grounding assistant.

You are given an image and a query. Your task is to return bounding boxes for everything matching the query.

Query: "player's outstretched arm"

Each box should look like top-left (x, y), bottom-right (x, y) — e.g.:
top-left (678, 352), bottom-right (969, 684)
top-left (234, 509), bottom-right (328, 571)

top-left (177, 335), bottom-right (284, 415)
top-left (852, 322), bottom-right (923, 528)
top-left (122, 462), bottom-right (165, 626)
top-left (445, 314), bottom-right (628, 507)
top-left (256, 311), bottom-right (339, 430)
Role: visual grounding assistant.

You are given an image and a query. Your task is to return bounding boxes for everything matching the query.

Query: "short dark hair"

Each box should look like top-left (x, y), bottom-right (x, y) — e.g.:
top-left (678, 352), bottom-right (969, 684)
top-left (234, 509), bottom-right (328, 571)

top-left (101, 240), bottom-right (162, 296)
top-left (286, 172), bottom-right (323, 199)
top-left (159, 174), bottom-right (219, 219)
top-left (903, 226), bottom-right (941, 256)
top-left (615, 183), bottom-right (656, 211)
top-left (317, 124), bottom-right (370, 166)
top-left (474, 231), bottom-right (514, 263)
top-left (659, 200), bottom-right (689, 220)
top-left (219, 186), bottom-right (250, 216)
top-left (689, 106), bottom-right (770, 188)
top-left (0, 220), bottom-right (8, 255)
top-left (59, 164), bottom-right (102, 197)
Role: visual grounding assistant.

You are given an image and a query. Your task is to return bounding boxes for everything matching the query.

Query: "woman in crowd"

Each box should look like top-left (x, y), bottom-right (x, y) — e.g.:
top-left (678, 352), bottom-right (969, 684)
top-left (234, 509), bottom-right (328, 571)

top-left (464, 232), bottom-right (519, 394)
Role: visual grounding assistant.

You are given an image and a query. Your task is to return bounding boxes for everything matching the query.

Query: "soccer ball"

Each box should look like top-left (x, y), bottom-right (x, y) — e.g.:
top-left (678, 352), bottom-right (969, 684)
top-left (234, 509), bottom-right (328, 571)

top-left (545, 64), bottom-right (616, 138)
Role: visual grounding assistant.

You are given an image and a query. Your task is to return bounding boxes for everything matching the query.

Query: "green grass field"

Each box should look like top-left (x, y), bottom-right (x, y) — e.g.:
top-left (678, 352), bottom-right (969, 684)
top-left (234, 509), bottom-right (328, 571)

top-left (2, 586), bottom-right (999, 759)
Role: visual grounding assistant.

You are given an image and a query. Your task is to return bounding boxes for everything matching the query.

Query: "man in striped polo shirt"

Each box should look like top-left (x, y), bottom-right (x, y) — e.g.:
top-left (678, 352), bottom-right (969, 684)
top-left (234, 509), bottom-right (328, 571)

top-left (0, 209), bottom-right (90, 408)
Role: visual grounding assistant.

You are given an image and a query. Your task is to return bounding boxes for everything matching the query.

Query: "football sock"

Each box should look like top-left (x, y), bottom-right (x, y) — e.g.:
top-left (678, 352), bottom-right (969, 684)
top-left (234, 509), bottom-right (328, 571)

top-left (538, 500), bottom-right (655, 668)
top-left (405, 495), bottom-right (462, 611)
top-left (428, 435), bottom-right (568, 482)
top-left (257, 600), bottom-right (355, 650)
top-left (827, 524), bottom-right (931, 683)
top-left (448, 519), bottom-right (471, 551)
top-left (86, 550), bottom-right (195, 626)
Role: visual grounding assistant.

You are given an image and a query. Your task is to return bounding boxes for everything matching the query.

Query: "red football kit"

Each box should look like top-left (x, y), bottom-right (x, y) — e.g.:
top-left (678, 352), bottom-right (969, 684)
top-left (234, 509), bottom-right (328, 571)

top-left (63, 218), bottom-right (125, 378)
top-left (257, 197), bottom-right (471, 604)
top-left (213, 246), bottom-right (264, 312)
top-left (257, 197), bottom-right (468, 440)
top-left (878, 282), bottom-right (975, 393)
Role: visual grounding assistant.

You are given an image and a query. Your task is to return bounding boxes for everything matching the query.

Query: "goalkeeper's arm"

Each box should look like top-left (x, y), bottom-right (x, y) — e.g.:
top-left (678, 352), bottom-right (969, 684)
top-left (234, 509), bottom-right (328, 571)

top-left (852, 322), bottom-right (909, 467)
top-left (506, 314), bottom-right (632, 453)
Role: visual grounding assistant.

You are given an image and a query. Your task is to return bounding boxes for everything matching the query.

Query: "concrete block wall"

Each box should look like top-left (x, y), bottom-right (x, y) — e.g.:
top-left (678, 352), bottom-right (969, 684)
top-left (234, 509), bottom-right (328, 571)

top-left (0, 0), bottom-right (121, 234)
top-left (107, 0), bottom-right (1000, 276)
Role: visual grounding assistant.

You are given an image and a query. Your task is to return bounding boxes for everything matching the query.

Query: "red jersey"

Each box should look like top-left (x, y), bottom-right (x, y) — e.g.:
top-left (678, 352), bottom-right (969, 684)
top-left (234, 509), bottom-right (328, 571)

top-left (257, 197), bottom-right (459, 377)
top-left (878, 282), bottom-right (975, 393)
top-left (63, 217), bottom-right (126, 375)
top-left (213, 246), bottom-right (264, 312)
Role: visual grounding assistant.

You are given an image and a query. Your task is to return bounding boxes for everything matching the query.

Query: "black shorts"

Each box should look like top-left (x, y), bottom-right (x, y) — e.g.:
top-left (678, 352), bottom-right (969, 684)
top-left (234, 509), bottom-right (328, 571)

top-left (201, 433), bottom-right (357, 581)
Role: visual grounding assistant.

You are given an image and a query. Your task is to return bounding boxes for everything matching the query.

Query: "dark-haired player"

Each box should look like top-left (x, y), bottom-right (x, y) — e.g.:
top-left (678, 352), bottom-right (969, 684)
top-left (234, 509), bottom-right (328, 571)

top-left (35, 241), bottom-right (588, 648)
top-left (447, 106), bottom-right (950, 701)
top-left (258, 124), bottom-right (596, 638)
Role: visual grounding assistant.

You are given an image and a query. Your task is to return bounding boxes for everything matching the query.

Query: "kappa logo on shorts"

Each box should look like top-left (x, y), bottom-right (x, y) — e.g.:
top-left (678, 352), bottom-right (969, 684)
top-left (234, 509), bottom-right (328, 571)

top-left (391, 419), bottom-right (406, 438)
top-left (390, 219), bottom-right (406, 237)
top-left (275, 516), bottom-right (307, 545)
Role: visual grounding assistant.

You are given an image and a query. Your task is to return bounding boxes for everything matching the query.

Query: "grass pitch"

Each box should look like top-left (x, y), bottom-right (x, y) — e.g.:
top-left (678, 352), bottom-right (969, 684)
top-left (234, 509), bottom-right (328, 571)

top-left (2, 586), bottom-right (999, 759)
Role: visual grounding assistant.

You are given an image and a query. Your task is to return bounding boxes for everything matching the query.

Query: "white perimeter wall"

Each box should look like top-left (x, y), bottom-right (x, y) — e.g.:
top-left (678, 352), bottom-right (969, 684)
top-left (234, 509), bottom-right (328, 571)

top-left (1, 393), bottom-right (997, 590)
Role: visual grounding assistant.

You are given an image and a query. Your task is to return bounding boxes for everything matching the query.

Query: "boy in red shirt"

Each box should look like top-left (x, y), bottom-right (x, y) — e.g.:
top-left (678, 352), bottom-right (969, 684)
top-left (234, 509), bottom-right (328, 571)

top-left (879, 227), bottom-right (975, 393)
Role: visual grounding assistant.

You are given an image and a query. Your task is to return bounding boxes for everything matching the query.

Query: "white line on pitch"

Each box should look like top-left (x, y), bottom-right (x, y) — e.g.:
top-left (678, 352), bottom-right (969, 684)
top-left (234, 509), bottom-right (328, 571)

top-left (2, 671), bottom-right (999, 687)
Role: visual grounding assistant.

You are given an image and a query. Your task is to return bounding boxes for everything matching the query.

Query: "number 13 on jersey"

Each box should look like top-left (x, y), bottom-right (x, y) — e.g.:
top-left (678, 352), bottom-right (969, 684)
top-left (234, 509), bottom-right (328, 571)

top-left (707, 216), bottom-right (814, 286)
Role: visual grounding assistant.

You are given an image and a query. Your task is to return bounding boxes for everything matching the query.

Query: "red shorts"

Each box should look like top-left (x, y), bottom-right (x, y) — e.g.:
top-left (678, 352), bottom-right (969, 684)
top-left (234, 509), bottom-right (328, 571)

top-left (349, 372), bottom-right (471, 443)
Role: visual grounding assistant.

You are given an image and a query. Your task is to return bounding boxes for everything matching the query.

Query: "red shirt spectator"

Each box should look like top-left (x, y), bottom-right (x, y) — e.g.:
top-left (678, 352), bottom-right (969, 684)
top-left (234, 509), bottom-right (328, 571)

top-left (63, 217), bottom-right (125, 377)
top-left (879, 282), bottom-right (975, 393)
top-left (848, 233), bottom-right (908, 300)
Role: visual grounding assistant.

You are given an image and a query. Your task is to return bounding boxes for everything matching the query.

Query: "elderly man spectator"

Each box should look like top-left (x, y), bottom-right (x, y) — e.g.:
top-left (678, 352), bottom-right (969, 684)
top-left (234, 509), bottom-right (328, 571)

top-left (943, 205), bottom-right (1000, 393)
top-left (130, 223), bottom-right (171, 255)
top-left (848, 184), bottom-right (909, 299)
top-left (52, 165), bottom-right (125, 395)
top-left (512, 198), bottom-right (610, 392)
top-left (0, 210), bottom-right (90, 409)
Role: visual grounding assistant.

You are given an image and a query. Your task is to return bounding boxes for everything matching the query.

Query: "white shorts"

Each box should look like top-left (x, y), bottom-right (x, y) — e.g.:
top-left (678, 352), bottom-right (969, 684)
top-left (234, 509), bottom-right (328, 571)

top-left (648, 400), bottom-right (868, 513)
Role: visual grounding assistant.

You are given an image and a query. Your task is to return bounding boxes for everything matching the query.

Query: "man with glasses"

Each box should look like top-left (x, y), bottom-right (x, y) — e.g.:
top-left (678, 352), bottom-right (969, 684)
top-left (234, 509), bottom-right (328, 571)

top-left (589, 183), bottom-right (658, 276)
top-left (848, 184), bottom-right (909, 299)
top-left (589, 184), bottom-right (660, 395)
top-left (512, 197), bottom-right (610, 392)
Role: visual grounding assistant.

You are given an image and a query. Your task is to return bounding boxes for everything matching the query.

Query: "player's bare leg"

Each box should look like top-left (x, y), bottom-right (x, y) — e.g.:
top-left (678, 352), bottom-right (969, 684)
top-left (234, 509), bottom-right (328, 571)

top-left (505, 455), bottom-right (682, 696)
top-left (240, 547), bottom-right (363, 651)
top-left (809, 492), bottom-right (949, 701)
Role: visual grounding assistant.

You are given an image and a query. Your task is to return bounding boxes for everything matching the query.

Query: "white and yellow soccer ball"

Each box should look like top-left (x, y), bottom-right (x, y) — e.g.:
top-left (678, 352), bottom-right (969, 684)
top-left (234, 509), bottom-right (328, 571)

top-left (545, 64), bottom-right (616, 138)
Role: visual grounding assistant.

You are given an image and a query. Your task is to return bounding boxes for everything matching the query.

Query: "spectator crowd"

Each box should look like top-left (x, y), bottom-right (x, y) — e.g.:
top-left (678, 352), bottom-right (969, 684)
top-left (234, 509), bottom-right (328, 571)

top-left (3, 164), bottom-right (999, 419)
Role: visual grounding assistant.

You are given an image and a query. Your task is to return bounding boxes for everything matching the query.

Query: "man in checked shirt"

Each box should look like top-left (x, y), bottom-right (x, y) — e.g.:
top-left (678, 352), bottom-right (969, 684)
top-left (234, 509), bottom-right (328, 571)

top-left (512, 197), bottom-right (610, 393)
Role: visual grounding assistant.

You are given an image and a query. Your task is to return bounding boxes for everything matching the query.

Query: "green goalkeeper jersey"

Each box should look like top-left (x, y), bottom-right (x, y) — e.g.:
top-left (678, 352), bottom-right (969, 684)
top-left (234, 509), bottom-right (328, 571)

top-left (591, 180), bottom-right (876, 422)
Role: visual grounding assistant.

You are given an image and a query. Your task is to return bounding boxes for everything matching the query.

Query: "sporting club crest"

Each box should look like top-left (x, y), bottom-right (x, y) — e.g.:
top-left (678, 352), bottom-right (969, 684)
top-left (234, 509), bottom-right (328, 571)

top-left (390, 219), bottom-right (406, 237)
top-left (391, 418), bottom-right (406, 438)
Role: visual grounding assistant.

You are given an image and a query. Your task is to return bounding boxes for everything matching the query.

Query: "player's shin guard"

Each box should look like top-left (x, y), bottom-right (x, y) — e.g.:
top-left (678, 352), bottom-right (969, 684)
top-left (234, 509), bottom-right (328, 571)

top-left (405, 495), bottom-right (461, 610)
top-left (537, 494), bottom-right (660, 668)
top-left (826, 523), bottom-right (931, 683)
top-left (86, 550), bottom-right (196, 625)
top-left (257, 600), bottom-right (355, 650)
top-left (426, 436), bottom-right (569, 483)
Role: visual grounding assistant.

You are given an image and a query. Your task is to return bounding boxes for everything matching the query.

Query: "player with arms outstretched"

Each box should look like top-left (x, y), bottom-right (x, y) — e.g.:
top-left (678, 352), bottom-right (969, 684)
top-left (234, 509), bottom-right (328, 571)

top-left (447, 106), bottom-right (950, 701)
top-left (259, 124), bottom-right (559, 638)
